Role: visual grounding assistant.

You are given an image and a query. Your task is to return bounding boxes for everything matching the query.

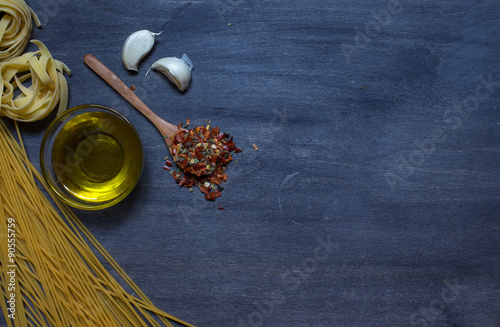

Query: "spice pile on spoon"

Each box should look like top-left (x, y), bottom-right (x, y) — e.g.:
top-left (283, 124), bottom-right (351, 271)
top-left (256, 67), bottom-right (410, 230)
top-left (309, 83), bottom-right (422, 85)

top-left (84, 54), bottom-right (241, 200)
top-left (169, 123), bottom-right (241, 200)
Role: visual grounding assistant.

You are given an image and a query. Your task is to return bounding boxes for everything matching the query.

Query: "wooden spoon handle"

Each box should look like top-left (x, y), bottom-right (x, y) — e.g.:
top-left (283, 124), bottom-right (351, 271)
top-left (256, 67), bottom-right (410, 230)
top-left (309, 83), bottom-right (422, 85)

top-left (83, 54), bottom-right (177, 137)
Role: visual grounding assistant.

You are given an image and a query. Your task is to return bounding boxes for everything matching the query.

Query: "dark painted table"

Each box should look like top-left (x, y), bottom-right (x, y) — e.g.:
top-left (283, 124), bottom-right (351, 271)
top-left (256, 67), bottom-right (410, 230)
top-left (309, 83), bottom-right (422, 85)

top-left (3, 0), bottom-right (500, 326)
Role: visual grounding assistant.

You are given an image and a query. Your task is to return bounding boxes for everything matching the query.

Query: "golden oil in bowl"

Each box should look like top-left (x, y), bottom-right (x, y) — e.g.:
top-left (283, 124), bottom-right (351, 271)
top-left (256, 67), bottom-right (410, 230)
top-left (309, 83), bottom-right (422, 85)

top-left (41, 105), bottom-right (143, 210)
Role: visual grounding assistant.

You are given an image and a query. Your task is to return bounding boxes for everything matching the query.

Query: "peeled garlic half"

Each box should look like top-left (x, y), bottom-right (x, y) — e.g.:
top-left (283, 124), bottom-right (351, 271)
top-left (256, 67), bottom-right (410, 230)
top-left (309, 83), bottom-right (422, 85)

top-left (122, 30), bottom-right (161, 71)
top-left (147, 54), bottom-right (193, 91)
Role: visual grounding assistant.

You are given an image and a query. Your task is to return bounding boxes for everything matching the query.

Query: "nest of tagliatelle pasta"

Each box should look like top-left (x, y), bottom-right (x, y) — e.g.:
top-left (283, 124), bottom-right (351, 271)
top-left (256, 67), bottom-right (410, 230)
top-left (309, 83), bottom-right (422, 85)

top-left (167, 123), bottom-right (241, 200)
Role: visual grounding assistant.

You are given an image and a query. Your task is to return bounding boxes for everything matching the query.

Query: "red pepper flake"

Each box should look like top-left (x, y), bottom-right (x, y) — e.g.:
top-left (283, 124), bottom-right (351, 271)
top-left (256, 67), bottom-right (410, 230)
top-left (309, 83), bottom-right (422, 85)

top-left (167, 124), bottom-right (241, 200)
top-left (170, 171), bottom-right (182, 181)
top-left (165, 158), bottom-right (173, 167)
top-left (130, 85), bottom-right (136, 90)
top-left (218, 206), bottom-right (224, 210)
top-left (163, 165), bottom-right (170, 171)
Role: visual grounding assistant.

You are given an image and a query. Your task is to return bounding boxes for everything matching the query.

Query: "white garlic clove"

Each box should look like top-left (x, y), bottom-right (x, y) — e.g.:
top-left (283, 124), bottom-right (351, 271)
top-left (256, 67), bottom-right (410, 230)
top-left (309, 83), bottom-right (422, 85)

top-left (122, 30), bottom-right (161, 72)
top-left (147, 54), bottom-right (193, 91)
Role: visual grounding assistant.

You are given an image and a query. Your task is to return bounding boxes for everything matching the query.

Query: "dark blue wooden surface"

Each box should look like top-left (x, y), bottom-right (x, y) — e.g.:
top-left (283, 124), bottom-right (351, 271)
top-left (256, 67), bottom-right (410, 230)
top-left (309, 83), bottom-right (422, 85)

top-left (3, 0), bottom-right (500, 326)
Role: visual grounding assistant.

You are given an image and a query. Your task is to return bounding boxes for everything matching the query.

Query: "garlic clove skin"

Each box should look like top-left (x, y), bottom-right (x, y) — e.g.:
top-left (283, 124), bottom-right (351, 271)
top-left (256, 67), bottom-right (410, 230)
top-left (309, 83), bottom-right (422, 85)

top-left (148, 54), bottom-right (193, 91)
top-left (122, 30), bottom-right (161, 72)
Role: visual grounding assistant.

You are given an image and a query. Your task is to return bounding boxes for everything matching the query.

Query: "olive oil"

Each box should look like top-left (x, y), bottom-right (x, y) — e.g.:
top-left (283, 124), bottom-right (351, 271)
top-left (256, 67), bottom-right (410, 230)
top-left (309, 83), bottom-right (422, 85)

top-left (51, 111), bottom-right (143, 203)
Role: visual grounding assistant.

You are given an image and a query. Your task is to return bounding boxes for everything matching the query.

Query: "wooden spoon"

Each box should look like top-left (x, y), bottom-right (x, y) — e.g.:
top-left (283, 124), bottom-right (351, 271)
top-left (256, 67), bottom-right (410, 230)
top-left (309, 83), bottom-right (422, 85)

top-left (83, 54), bottom-right (183, 151)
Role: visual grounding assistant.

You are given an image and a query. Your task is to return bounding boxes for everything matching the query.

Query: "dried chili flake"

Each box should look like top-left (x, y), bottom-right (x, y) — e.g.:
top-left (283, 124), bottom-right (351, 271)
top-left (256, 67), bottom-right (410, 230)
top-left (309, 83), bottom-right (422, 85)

top-left (168, 124), bottom-right (241, 200)
top-left (170, 171), bottom-right (182, 181)
top-left (130, 85), bottom-right (136, 90)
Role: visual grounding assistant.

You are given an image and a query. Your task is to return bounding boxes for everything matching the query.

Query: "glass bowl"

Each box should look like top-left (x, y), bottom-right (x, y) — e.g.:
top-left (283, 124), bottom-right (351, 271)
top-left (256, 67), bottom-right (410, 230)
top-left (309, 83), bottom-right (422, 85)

top-left (40, 104), bottom-right (144, 210)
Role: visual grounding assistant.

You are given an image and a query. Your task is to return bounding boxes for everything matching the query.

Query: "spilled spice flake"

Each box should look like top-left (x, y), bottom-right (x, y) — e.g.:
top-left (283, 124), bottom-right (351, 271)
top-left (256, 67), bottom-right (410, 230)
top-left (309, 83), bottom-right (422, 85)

top-left (252, 143), bottom-right (258, 151)
top-left (130, 85), bottom-right (136, 90)
top-left (167, 122), bottom-right (241, 200)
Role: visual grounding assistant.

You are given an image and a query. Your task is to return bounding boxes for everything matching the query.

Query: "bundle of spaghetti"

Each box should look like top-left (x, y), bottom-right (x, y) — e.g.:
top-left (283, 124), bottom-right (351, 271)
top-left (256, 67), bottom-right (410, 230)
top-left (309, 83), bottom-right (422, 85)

top-left (0, 118), bottom-right (195, 326)
top-left (0, 0), bottom-right (40, 60)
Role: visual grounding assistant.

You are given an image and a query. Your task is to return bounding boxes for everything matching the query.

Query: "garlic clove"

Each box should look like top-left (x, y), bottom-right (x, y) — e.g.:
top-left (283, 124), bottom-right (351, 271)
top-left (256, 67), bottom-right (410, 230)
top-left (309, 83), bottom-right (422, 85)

top-left (147, 54), bottom-right (193, 91)
top-left (122, 30), bottom-right (161, 72)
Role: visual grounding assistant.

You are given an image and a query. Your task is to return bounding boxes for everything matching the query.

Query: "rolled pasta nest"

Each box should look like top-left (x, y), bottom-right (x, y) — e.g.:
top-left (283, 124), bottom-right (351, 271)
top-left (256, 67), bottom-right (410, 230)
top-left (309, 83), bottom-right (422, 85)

top-left (0, 0), bottom-right (70, 122)
top-left (0, 39), bottom-right (71, 122)
top-left (0, 0), bottom-right (41, 60)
